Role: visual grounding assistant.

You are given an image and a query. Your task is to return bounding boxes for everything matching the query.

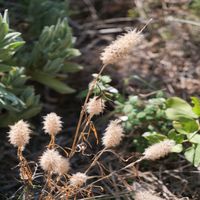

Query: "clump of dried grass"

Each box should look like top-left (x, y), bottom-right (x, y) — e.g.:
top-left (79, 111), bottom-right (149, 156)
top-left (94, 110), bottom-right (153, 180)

top-left (7, 22), bottom-right (176, 200)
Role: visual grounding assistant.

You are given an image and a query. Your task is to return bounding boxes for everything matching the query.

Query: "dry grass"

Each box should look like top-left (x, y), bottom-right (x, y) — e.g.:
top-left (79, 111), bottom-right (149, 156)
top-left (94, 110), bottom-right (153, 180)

top-left (6, 23), bottom-right (191, 200)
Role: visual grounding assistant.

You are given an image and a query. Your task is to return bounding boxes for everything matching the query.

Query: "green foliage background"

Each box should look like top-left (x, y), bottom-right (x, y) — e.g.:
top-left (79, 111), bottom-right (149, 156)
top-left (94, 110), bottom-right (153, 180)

top-left (0, 0), bottom-right (82, 127)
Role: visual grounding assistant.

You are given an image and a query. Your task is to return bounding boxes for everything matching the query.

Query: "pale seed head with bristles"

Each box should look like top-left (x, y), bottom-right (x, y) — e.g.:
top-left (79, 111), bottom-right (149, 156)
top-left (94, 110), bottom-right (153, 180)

top-left (102, 120), bottom-right (124, 148)
top-left (135, 191), bottom-right (164, 200)
top-left (55, 157), bottom-right (70, 175)
top-left (70, 172), bottom-right (88, 187)
top-left (143, 140), bottom-right (175, 161)
top-left (43, 112), bottom-right (62, 135)
top-left (8, 120), bottom-right (31, 149)
top-left (100, 29), bottom-right (143, 65)
top-left (39, 149), bottom-right (61, 173)
top-left (86, 96), bottom-right (105, 117)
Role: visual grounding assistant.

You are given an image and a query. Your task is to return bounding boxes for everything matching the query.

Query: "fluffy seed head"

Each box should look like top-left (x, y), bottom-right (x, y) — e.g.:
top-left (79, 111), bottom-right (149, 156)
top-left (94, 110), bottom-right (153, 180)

top-left (43, 112), bottom-right (62, 135)
top-left (70, 172), bottom-right (88, 187)
top-left (102, 120), bottom-right (124, 148)
top-left (135, 191), bottom-right (164, 200)
top-left (100, 29), bottom-right (143, 65)
top-left (143, 140), bottom-right (175, 160)
top-left (8, 120), bottom-right (31, 149)
top-left (87, 96), bottom-right (105, 117)
top-left (55, 157), bottom-right (70, 175)
top-left (40, 149), bottom-right (61, 172)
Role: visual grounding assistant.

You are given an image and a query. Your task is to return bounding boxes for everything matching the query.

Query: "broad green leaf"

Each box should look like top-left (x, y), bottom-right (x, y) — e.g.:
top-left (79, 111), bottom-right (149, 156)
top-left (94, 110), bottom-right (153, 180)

top-left (184, 146), bottom-right (195, 164)
top-left (187, 133), bottom-right (200, 144)
top-left (171, 144), bottom-right (183, 153)
top-left (194, 144), bottom-right (200, 167)
top-left (31, 70), bottom-right (75, 94)
top-left (143, 132), bottom-right (167, 144)
top-left (191, 97), bottom-right (200, 116)
top-left (166, 97), bottom-right (198, 120)
top-left (168, 129), bottom-right (185, 143)
top-left (172, 118), bottom-right (199, 134)
top-left (184, 145), bottom-right (200, 167)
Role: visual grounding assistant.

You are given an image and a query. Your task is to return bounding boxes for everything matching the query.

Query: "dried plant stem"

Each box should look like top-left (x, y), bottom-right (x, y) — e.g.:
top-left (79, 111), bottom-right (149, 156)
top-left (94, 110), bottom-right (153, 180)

top-left (84, 157), bottom-right (144, 190)
top-left (70, 64), bottom-right (107, 157)
top-left (39, 172), bottom-right (53, 200)
top-left (17, 147), bottom-right (32, 185)
top-left (48, 134), bottom-right (55, 149)
top-left (85, 147), bottom-right (107, 174)
top-left (76, 115), bottom-right (92, 145)
top-left (17, 147), bottom-right (33, 199)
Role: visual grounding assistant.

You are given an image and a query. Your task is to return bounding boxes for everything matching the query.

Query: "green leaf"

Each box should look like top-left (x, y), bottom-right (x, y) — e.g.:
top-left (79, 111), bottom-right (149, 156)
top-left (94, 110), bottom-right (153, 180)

top-left (123, 104), bottom-right (133, 113)
top-left (137, 112), bottom-right (146, 119)
top-left (184, 146), bottom-right (195, 164)
top-left (143, 132), bottom-right (167, 144)
top-left (172, 118), bottom-right (199, 134)
top-left (171, 144), bottom-right (183, 153)
top-left (168, 129), bottom-right (185, 143)
top-left (184, 144), bottom-right (200, 167)
top-left (166, 97), bottom-right (198, 120)
top-left (62, 62), bottom-right (83, 73)
top-left (187, 133), bottom-right (200, 144)
top-left (191, 97), bottom-right (200, 116)
top-left (19, 106), bottom-right (42, 119)
top-left (31, 70), bottom-right (75, 94)
top-left (0, 64), bottom-right (11, 72)
top-left (101, 75), bottom-right (112, 84)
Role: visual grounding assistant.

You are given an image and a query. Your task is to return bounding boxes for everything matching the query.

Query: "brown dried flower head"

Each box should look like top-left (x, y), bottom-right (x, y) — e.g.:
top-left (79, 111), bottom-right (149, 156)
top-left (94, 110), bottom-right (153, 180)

top-left (87, 96), bottom-right (105, 117)
top-left (8, 120), bottom-right (31, 149)
top-left (43, 112), bottom-right (62, 135)
top-left (100, 29), bottom-right (143, 65)
top-left (135, 191), bottom-right (164, 200)
top-left (102, 120), bottom-right (124, 148)
top-left (70, 172), bottom-right (88, 187)
top-left (40, 149), bottom-right (61, 172)
top-left (143, 140), bottom-right (175, 160)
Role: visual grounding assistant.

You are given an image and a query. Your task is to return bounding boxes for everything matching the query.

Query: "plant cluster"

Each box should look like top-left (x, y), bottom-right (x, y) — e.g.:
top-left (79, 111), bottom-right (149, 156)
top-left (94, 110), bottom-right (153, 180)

top-left (165, 97), bottom-right (200, 167)
top-left (115, 92), bottom-right (200, 167)
top-left (0, 10), bottom-right (41, 127)
top-left (0, 4), bottom-right (82, 126)
top-left (8, 26), bottom-right (176, 200)
top-left (115, 92), bottom-right (169, 133)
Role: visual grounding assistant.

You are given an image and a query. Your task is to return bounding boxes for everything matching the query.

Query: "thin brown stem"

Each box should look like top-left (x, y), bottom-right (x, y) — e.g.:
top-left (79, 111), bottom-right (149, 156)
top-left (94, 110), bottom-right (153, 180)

top-left (85, 147), bottom-right (107, 174)
top-left (70, 64), bottom-right (107, 157)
